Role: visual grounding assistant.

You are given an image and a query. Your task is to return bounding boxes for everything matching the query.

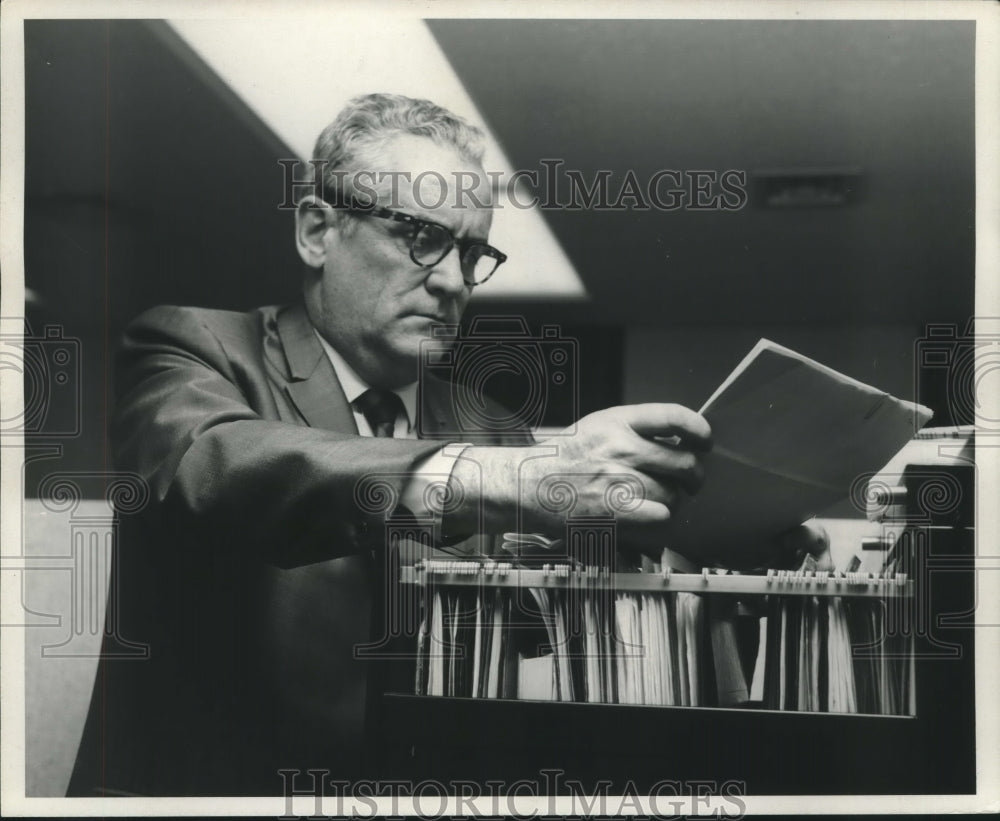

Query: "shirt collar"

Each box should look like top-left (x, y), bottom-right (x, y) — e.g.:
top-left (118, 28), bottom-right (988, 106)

top-left (313, 329), bottom-right (417, 433)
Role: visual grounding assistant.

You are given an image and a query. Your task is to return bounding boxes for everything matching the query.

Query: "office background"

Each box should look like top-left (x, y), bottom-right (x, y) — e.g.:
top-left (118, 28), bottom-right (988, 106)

top-left (17, 18), bottom-right (974, 795)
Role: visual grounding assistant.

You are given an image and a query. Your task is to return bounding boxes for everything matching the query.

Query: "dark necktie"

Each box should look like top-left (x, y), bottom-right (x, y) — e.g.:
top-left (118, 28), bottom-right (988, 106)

top-left (354, 388), bottom-right (403, 438)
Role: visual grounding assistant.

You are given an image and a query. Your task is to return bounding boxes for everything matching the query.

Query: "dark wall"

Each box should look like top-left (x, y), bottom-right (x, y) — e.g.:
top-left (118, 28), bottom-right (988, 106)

top-left (23, 20), bottom-right (302, 492)
top-left (430, 19), bottom-right (975, 327)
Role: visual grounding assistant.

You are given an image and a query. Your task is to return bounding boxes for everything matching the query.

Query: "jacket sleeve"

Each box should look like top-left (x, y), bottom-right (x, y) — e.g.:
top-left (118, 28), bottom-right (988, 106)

top-left (110, 306), bottom-right (446, 566)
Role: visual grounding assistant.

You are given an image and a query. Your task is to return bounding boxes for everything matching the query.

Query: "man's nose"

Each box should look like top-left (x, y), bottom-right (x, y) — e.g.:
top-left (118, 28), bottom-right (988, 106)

top-left (425, 246), bottom-right (469, 297)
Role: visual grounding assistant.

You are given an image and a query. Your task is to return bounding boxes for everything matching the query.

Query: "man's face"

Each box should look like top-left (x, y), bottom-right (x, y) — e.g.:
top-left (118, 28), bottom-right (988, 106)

top-left (307, 133), bottom-right (494, 388)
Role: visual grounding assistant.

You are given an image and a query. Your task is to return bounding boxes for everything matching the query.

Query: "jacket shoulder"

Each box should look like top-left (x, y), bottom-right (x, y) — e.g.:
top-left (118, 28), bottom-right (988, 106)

top-left (126, 304), bottom-right (277, 338)
top-left (123, 304), bottom-right (284, 355)
top-left (117, 305), bottom-right (286, 386)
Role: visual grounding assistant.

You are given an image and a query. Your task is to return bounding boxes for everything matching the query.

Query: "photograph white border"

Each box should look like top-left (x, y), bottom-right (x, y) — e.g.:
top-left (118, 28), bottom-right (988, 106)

top-left (2, 0), bottom-right (997, 815)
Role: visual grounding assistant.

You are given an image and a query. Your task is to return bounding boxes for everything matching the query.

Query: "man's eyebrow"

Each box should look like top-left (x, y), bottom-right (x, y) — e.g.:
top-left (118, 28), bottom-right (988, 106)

top-left (409, 212), bottom-right (449, 231)
top-left (408, 210), bottom-right (479, 240)
top-left (388, 204), bottom-right (490, 243)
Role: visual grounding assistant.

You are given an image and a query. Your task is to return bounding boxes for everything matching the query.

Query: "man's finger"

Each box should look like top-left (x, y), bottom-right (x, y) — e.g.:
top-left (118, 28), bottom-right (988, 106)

top-left (628, 439), bottom-right (707, 494)
top-left (623, 403), bottom-right (713, 451)
top-left (615, 500), bottom-right (674, 547)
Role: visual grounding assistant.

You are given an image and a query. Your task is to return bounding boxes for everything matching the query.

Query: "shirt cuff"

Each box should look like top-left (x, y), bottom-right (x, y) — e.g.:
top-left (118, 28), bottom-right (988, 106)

top-left (399, 443), bottom-right (473, 523)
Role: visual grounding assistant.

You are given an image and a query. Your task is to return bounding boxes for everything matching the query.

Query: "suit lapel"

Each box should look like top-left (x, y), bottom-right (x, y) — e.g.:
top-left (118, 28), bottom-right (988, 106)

top-left (276, 304), bottom-right (359, 434)
top-left (274, 305), bottom-right (533, 445)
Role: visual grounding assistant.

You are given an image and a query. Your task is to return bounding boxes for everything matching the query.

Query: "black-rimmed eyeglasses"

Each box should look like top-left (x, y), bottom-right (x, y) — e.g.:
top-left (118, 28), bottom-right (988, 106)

top-left (315, 198), bottom-right (507, 287)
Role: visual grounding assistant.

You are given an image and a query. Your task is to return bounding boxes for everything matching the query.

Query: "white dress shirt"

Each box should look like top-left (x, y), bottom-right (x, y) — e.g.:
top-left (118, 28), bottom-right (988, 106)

top-left (314, 330), bottom-right (469, 522)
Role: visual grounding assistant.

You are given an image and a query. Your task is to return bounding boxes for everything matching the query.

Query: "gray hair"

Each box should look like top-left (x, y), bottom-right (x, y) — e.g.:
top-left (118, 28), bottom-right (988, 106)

top-left (309, 92), bottom-right (486, 206)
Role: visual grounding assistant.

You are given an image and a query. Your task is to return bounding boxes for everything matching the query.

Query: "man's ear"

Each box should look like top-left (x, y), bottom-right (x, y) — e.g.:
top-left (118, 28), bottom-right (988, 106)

top-left (295, 195), bottom-right (333, 268)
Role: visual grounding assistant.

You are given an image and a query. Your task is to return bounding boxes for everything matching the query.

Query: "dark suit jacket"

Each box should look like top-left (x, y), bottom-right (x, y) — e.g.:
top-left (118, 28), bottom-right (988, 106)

top-left (68, 303), bottom-right (529, 796)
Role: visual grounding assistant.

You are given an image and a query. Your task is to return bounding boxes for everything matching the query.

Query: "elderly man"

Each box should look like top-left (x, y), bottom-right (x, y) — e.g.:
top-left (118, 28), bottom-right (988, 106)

top-left (69, 92), bottom-right (815, 797)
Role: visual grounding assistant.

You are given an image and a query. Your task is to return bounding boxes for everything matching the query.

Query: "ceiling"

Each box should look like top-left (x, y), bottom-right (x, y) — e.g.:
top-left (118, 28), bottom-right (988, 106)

top-left (23, 19), bottom-right (974, 330)
top-left (167, 16), bottom-right (587, 300)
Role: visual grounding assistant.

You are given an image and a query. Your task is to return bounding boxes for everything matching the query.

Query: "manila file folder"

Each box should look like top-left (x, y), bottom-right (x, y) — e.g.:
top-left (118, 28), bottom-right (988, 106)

top-left (664, 339), bottom-right (933, 567)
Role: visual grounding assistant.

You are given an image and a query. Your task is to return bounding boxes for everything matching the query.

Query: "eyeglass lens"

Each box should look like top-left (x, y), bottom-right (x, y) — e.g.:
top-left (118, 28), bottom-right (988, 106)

top-left (411, 224), bottom-right (498, 284)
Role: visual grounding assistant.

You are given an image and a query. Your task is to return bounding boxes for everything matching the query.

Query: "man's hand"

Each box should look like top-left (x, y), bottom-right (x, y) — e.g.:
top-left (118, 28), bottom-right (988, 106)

top-left (447, 404), bottom-right (712, 550)
top-left (770, 522), bottom-right (834, 572)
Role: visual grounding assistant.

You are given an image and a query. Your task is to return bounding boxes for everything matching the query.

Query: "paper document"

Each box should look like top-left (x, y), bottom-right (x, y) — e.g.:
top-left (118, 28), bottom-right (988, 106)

top-left (665, 338), bottom-right (933, 567)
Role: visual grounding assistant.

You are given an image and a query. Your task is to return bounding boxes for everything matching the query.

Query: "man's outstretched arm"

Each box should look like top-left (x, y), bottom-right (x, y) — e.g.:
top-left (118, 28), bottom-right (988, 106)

top-left (111, 306), bottom-right (446, 566)
top-left (445, 403), bottom-right (713, 554)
